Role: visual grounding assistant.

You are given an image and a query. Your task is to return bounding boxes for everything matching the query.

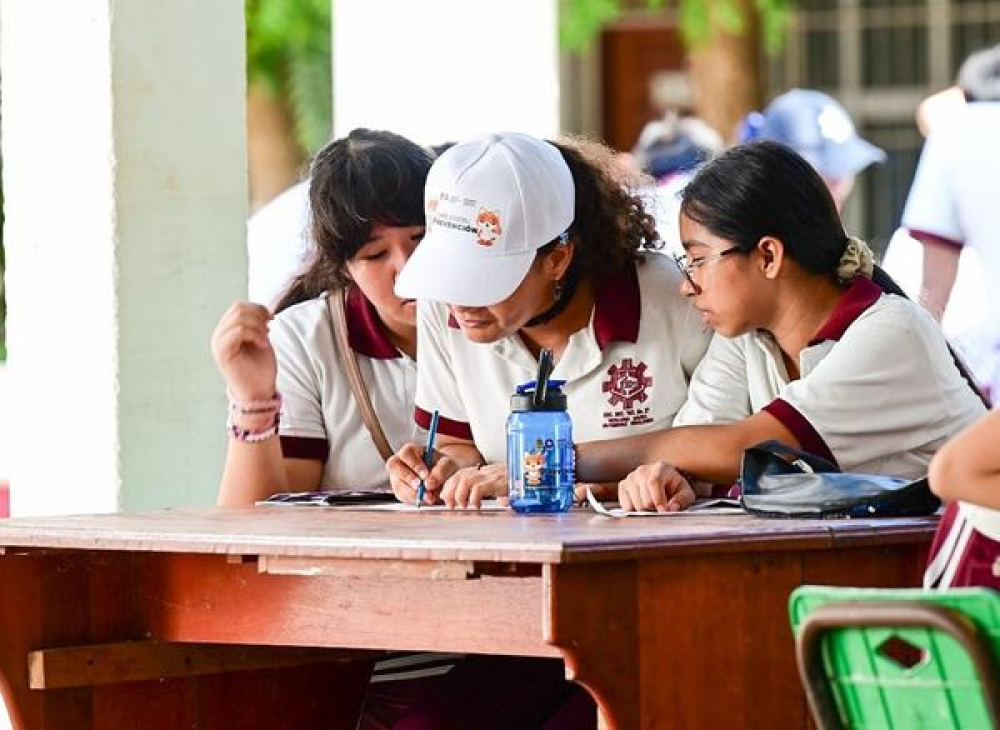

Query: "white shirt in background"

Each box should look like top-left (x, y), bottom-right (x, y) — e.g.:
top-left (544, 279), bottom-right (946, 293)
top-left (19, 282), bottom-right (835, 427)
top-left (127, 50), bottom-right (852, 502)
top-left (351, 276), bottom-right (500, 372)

top-left (896, 102), bottom-right (1000, 398)
top-left (247, 180), bottom-right (313, 308)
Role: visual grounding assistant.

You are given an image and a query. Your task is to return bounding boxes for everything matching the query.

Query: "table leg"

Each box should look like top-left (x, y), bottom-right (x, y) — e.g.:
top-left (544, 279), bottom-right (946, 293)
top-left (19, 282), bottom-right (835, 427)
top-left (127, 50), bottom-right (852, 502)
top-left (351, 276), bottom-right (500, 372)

top-left (0, 550), bottom-right (373, 729)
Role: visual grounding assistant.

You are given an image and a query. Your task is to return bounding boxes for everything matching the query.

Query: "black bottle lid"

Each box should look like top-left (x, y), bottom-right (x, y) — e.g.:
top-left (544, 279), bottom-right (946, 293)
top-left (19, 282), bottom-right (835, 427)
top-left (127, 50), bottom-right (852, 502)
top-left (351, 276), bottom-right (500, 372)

top-left (511, 379), bottom-right (567, 412)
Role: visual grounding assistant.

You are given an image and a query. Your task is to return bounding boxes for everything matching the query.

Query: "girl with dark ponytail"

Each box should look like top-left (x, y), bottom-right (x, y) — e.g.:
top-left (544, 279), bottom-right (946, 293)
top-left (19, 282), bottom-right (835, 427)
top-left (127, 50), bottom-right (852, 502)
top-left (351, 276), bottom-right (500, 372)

top-left (577, 140), bottom-right (988, 512)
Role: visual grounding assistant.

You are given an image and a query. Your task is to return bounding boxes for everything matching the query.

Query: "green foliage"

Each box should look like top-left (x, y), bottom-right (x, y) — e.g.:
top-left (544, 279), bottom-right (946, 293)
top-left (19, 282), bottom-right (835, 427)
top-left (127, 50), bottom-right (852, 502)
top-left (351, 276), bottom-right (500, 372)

top-left (245, 0), bottom-right (332, 154)
top-left (559, 0), bottom-right (623, 50)
top-left (560, 0), bottom-right (791, 54)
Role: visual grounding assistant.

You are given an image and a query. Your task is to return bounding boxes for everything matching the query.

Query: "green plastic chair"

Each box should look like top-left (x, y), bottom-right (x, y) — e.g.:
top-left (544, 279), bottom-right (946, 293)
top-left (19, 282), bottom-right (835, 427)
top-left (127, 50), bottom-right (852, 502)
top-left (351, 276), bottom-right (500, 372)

top-left (789, 586), bottom-right (1000, 730)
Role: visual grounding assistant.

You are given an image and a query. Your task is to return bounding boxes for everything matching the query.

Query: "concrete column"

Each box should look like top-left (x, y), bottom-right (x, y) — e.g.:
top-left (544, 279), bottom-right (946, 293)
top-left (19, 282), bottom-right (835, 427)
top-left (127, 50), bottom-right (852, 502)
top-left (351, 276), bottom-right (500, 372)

top-left (1, 0), bottom-right (247, 515)
top-left (334, 0), bottom-right (560, 145)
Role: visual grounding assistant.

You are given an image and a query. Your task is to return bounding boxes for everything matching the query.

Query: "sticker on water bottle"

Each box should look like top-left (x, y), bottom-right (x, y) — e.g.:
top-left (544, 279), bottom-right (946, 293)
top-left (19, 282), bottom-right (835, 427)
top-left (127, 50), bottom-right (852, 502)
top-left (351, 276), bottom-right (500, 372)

top-left (522, 438), bottom-right (554, 488)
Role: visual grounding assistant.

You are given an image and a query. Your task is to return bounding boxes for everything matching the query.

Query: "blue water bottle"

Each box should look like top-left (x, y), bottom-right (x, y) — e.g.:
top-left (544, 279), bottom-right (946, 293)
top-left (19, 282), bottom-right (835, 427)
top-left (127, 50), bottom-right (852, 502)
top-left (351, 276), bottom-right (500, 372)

top-left (507, 349), bottom-right (575, 513)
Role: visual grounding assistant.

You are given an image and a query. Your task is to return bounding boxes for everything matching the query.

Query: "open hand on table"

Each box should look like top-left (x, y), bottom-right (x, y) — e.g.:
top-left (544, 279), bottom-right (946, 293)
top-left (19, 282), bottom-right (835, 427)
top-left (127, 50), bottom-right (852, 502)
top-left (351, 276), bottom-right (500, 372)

top-left (439, 462), bottom-right (508, 510)
top-left (618, 462), bottom-right (695, 512)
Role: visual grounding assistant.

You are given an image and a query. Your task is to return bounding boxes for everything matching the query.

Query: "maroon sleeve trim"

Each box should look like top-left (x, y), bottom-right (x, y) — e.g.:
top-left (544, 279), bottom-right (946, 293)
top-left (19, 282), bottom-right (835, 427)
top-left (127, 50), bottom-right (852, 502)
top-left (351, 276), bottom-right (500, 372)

top-left (415, 406), bottom-right (474, 441)
top-left (279, 435), bottom-right (329, 462)
top-left (907, 228), bottom-right (964, 250)
top-left (761, 398), bottom-right (839, 467)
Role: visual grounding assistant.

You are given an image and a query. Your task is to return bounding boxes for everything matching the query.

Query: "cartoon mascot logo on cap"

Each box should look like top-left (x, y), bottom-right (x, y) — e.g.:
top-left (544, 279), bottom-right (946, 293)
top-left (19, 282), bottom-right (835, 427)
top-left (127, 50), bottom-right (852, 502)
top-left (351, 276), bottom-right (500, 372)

top-left (475, 209), bottom-right (503, 247)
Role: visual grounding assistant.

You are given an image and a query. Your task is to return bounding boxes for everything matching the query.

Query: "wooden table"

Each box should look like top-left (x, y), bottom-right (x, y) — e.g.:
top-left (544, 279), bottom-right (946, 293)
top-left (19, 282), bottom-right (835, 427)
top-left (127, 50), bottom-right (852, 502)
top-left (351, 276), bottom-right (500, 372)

top-left (0, 506), bottom-right (935, 729)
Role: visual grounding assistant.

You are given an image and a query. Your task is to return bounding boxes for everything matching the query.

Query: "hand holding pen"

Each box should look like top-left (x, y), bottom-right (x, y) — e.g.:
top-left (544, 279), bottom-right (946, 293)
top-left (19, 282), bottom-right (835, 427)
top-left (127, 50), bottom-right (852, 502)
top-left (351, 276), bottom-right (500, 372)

top-left (415, 410), bottom-right (440, 509)
top-left (385, 410), bottom-right (458, 506)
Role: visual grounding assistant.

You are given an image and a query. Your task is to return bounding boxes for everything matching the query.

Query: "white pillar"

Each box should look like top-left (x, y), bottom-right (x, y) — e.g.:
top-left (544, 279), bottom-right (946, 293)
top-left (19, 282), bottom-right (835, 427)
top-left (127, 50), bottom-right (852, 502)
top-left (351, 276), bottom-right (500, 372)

top-left (1, 0), bottom-right (247, 515)
top-left (334, 0), bottom-right (560, 145)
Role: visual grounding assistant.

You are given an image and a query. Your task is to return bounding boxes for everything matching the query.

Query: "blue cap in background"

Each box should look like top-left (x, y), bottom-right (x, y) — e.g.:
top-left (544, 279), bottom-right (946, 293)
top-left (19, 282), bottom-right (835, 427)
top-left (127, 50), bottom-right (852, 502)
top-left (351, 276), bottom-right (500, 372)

top-left (749, 89), bottom-right (886, 180)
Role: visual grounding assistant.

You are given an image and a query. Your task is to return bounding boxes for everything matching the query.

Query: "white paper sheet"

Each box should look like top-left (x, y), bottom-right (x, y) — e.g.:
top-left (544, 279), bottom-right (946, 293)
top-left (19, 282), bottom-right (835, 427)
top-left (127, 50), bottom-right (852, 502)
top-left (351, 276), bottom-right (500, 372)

top-left (586, 488), bottom-right (744, 518)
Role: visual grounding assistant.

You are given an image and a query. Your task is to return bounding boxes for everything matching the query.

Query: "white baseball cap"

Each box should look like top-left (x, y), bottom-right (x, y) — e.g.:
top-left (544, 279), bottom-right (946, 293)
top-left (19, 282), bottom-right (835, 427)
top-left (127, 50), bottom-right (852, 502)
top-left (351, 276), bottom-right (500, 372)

top-left (394, 132), bottom-right (575, 307)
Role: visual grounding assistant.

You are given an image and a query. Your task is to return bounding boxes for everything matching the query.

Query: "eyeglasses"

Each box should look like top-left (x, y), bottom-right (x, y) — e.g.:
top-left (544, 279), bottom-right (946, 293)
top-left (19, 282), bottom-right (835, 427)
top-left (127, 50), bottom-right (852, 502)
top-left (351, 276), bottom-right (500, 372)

top-left (672, 246), bottom-right (742, 290)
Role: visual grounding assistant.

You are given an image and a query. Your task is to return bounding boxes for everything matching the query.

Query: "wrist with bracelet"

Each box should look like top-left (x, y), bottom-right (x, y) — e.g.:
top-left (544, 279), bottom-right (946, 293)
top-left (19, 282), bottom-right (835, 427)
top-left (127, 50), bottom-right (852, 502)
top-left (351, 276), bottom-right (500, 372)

top-left (226, 390), bottom-right (282, 443)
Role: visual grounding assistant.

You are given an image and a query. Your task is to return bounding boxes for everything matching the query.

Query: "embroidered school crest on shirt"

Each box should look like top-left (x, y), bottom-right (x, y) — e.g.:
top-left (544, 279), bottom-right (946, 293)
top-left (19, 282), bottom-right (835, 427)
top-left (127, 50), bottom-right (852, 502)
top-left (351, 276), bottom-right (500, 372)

top-left (602, 358), bottom-right (654, 428)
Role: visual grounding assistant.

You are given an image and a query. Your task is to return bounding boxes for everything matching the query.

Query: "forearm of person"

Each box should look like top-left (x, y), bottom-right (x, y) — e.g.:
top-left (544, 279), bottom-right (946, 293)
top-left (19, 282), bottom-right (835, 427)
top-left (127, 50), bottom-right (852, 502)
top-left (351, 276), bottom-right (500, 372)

top-left (577, 411), bottom-right (797, 486)
top-left (437, 437), bottom-right (486, 470)
top-left (917, 237), bottom-right (960, 321)
top-left (929, 411), bottom-right (1000, 511)
top-left (217, 439), bottom-right (321, 505)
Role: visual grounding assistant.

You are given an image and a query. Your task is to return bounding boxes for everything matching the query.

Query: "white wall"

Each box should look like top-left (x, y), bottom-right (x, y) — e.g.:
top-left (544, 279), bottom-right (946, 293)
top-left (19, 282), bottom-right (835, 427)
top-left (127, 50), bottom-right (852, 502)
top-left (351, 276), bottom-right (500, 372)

top-left (0, 0), bottom-right (247, 515)
top-left (334, 0), bottom-right (560, 146)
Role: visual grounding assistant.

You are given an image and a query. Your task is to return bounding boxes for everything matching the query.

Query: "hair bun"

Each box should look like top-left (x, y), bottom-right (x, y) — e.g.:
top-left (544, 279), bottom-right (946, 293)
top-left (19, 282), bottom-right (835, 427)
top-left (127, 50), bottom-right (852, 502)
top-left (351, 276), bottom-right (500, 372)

top-left (837, 236), bottom-right (875, 282)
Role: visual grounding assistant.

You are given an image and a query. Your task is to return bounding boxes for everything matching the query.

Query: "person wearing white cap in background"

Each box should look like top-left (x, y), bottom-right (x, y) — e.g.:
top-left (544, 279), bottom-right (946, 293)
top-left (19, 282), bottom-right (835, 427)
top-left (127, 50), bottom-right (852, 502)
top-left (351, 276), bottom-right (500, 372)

top-left (898, 44), bottom-right (1000, 402)
top-left (387, 132), bottom-right (711, 510)
top-left (740, 88), bottom-right (886, 211)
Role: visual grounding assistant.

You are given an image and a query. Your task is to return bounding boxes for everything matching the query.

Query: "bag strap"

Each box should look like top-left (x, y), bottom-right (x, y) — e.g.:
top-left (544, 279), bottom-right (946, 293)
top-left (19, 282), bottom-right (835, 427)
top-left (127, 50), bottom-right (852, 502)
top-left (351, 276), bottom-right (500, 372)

top-left (749, 440), bottom-right (840, 473)
top-left (327, 289), bottom-right (395, 463)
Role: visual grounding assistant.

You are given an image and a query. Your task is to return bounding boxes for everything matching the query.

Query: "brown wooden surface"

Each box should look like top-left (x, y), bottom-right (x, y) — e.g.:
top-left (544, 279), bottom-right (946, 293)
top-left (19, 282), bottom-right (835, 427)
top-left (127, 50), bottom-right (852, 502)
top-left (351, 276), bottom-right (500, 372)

top-left (0, 505), bottom-right (937, 562)
top-left (28, 641), bottom-right (362, 689)
top-left (0, 507), bottom-right (936, 729)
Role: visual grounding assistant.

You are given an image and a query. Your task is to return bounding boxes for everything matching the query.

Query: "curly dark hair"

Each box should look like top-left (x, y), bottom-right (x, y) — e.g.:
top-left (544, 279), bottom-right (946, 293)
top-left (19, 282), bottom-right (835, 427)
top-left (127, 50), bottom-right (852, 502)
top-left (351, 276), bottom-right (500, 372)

top-left (274, 128), bottom-right (433, 312)
top-left (545, 136), bottom-right (661, 281)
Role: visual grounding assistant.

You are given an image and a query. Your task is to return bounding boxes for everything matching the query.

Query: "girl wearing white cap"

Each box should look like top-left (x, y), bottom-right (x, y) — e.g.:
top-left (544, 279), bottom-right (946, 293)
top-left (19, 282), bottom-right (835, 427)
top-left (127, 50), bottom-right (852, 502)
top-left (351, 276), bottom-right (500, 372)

top-left (212, 129), bottom-right (432, 504)
top-left (574, 141), bottom-right (987, 512)
top-left (388, 132), bottom-right (712, 507)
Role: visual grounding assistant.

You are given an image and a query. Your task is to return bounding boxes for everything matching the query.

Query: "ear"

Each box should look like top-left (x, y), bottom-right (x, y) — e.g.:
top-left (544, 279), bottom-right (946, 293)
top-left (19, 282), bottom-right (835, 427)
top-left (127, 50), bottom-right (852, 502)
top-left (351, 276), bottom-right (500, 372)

top-left (756, 236), bottom-right (785, 280)
top-left (541, 239), bottom-right (576, 280)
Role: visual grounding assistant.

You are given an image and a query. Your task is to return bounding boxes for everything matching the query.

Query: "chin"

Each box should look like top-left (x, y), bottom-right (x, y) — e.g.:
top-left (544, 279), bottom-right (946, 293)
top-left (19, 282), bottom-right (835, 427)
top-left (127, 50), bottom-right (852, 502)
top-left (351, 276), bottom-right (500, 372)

top-left (706, 318), bottom-right (741, 338)
top-left (458, 325), bottom-right (502, 344)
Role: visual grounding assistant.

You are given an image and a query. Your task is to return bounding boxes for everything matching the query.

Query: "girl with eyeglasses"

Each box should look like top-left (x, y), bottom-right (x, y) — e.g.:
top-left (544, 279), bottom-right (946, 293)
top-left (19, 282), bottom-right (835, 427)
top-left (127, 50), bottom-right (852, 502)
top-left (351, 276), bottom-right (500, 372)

top-left (576, 140), bottom-right (988, 512)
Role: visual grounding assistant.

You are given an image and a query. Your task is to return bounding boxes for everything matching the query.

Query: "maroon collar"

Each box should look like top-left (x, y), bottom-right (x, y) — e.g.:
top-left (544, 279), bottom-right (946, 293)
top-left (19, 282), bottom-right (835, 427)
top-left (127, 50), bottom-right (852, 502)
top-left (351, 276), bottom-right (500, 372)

top-left (446, 265), bottom-right (641, 349)
top-left (808, 277), bottom-right (882, 346)
top-left (344, 286), bottom-right (401, 359)
top-left (593, 265), bottom-right (641, 350)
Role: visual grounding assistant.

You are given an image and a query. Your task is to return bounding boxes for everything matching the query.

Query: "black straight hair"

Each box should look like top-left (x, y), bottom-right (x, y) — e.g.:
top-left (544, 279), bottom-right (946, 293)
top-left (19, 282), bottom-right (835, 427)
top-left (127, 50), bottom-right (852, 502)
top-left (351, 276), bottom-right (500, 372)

top-left (682, 140), bottom-right (989, 406)
top-left (274, 128), bottom-right (433, 312)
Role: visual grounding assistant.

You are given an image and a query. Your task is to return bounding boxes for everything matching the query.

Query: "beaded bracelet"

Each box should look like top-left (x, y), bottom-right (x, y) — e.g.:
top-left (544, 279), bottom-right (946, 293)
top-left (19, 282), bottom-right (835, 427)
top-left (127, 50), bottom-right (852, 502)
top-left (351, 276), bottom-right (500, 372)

top-left (227, 410), bottom-right (280, 443)
top-left (226, 390), bottom-right (282, 443)
top-left (227, 389), bottom-right (282, 416)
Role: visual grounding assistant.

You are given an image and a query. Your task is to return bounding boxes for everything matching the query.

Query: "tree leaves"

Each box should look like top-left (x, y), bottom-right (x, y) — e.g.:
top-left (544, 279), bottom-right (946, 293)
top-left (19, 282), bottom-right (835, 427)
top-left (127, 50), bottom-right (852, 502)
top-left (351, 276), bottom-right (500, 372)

top-left (559, 0), bottom-right (791, 54)
top-left (246, 0), bottom-right (332, 154)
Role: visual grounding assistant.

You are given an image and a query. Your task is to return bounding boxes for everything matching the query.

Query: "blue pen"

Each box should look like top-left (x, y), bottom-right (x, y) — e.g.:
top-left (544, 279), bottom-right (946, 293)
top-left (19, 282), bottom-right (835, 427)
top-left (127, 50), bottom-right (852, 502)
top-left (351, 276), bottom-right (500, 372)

top-left (415, 409), bottom-right (440, 508)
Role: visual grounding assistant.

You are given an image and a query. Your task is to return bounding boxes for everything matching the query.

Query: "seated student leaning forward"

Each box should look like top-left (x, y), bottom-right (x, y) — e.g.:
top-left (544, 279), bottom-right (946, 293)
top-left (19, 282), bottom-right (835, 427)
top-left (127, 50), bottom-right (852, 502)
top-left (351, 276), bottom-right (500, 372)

top-left (388, 132), bottom-right (711, 508)
top-left (576, 140), bottom-right (987, 512)
top-left (212, 129), bottom-right (432, 504)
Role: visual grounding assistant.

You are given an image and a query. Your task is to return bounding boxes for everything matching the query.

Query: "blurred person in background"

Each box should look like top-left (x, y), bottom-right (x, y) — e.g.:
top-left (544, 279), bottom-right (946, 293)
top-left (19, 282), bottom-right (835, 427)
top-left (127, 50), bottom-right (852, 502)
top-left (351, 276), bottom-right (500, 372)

top-left (628, 111), bottom-right (724, 254)
top-left (896, 44), bottom-right (1000, 402)
top-left (739, 88), bottom-right (886, 211)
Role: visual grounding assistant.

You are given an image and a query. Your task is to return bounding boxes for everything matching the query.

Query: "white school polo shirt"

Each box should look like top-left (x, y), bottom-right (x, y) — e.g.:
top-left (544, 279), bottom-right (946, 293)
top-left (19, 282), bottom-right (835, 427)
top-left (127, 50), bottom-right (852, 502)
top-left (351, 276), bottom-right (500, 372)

top-left (674, 277), bottom-right (986, 479)
top-left (902, 103), bottom-right (1000, 294)
top-left (269, 288), bottom-right (420, 491)
top-left (414, 254), bottom-right (712, 463)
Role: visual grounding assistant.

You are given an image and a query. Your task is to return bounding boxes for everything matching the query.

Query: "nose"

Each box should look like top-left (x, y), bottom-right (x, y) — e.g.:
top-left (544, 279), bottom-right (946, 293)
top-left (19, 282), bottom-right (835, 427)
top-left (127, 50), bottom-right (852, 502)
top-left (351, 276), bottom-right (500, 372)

top-left (391, 243), bottom-right (414, 277)
top-left (679, 276), bottom-right (700, 298)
